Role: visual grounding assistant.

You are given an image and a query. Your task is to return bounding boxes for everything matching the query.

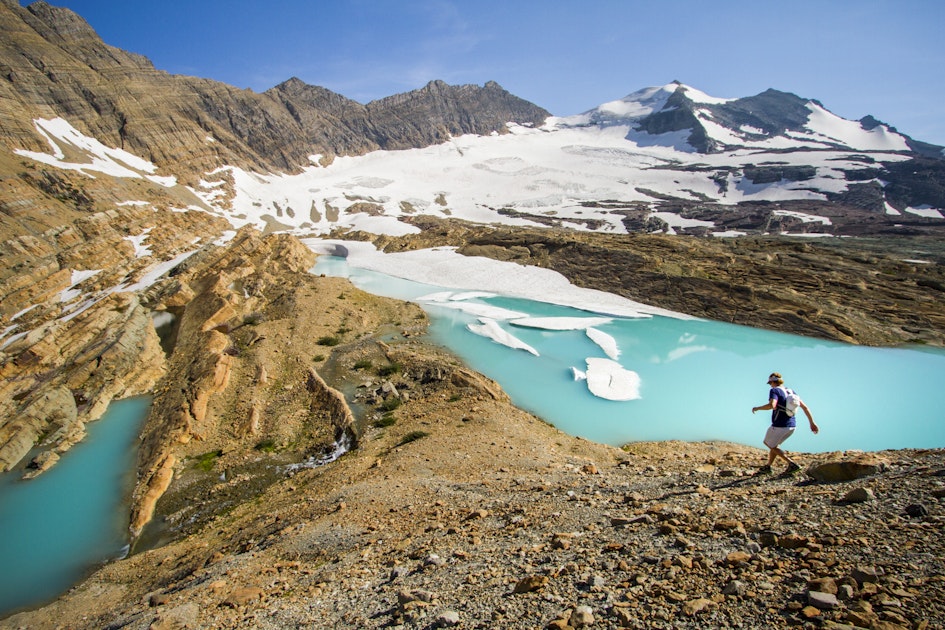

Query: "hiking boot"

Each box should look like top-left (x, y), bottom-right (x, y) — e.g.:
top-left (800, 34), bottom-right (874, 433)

top-left (757, 465), bottom-right (772, 474)
top-left (785, 462), bottom-right (801, 474)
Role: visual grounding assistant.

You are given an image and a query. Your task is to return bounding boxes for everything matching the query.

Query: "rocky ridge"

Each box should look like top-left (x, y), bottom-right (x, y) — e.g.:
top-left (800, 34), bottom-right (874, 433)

top-left (128, 229), bottom-right (427, 544)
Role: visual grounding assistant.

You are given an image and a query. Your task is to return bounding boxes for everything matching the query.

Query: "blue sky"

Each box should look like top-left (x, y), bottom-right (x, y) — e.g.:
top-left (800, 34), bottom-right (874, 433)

top-left (24, 0), bottom-right (945, 146)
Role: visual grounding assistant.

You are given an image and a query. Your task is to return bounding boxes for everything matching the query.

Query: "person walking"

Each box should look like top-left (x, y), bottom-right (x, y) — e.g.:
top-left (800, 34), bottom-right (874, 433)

top-left (751, 372), bottom-right (818, 474)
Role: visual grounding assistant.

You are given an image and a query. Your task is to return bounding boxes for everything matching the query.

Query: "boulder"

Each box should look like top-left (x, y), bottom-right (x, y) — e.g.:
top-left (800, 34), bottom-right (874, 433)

top-left (807, 455), bottom-right (888, 482)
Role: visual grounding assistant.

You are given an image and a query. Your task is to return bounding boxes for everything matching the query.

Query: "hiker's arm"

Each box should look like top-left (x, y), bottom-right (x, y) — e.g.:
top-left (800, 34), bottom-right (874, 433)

top-left (800, 401), bottom-right (819, 433)
top-left (752, 399), bottom-right (777, 414)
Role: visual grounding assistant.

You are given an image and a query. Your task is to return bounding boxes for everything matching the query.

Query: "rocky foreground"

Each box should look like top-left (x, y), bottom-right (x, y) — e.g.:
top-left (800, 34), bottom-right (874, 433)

top-left (2, 229), bottom-right (944, 629)
top-left (4, 328), bottom-right (944, 629)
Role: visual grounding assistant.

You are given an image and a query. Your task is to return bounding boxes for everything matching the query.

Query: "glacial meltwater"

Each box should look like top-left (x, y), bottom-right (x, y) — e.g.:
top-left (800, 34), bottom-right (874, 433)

top-left (0, 396), bottom-right (150, 618)
top-left (314, 255), bottom-right (945, 454)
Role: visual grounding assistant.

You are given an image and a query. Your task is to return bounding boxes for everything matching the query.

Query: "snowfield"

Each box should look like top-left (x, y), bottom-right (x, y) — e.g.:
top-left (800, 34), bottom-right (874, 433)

top-left (14, 82), bottom-right (934, 242)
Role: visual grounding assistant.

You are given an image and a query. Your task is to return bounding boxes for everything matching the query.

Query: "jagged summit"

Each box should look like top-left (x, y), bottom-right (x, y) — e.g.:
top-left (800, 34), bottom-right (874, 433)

top-left (554, 81), bottom-right (939, 156)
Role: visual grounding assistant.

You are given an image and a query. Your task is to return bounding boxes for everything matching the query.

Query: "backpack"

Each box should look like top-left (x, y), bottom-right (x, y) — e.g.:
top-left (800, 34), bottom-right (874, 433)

top-left (777, 387), bottom-right (802, 417)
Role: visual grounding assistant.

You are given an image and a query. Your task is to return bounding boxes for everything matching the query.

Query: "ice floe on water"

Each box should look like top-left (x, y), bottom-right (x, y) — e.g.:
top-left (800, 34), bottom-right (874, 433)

top-left (584, 358), bottom-right (641, 401)
top-left (586, 327), bottom-right (620, 360)
top-left (467, 317), bottom-right (539, 356)
top-left (305, 238), bottom-right (663, 404)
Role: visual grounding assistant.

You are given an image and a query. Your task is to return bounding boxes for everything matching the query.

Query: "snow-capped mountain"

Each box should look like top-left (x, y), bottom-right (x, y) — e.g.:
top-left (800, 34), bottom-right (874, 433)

top-left (554, 81), bottom-right (929, 156)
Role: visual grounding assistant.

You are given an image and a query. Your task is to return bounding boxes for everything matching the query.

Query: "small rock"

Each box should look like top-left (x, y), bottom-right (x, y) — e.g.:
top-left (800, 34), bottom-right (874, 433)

top-left (571, 605), bottom-right (594, 627)
top-left (682, 598), bottom-right (715, 616)
top-left (800, 605), bottom-right (823, 619)
top-left (465, 509), bottom-right (489, 521)
top-left (808, 577), bottom-right (838, 595)
top-left (434, 610), bottom-right (460, 627)
top-left (852, 565), bottom-right (883, 584)
top-left (807, 590), bottom-right (839, 610)
top-left (841, 487), bottom-right (875, 503)
top-left (513, 575), bottom-right (548, 593)
top-left (905, 503), bottom-right (929, 518)
top-left (221, 586), bottom-right (264, 608)
top-left (777, 533), bottom-right (809, 549)
top-left (424, 554), bottom-right (446, 567)
top-left (714, 519), bottom-right (746, 535)
top-left (725, 551), bottom-right (752, 565)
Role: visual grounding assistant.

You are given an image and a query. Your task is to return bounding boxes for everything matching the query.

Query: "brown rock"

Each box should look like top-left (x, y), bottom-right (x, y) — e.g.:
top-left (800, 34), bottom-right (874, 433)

top-left (807, 455), bottom-right (888, 482)
top-left (222, 587), bottom-right (265, 608)
top-left (725, 551), bottom-right (752, 565)
top-left (682, 598), bottom-right (715, 616)
top-left (513, 575), bottom-right (548, 594)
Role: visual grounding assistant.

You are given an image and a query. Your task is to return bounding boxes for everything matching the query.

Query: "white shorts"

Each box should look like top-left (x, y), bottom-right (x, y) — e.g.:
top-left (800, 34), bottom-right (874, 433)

top-left (764, 426), bottom-right (796, 449)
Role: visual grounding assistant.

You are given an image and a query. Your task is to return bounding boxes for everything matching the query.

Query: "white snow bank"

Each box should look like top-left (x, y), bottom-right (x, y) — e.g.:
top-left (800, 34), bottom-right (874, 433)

top-left (467, 317), bottom-right (539, 356)
top-left (425, 300), bottom-right (527, 320)
top-left (304, 239), bottom-right (689, 320)
top-left (804, 104), bottom-right (910, 152)
top-left (584, 358), bottom-right (641, 401)
top-left (510, 317), bottom-right (613, 330)
top-left (905, 205), bottom-right (944, 219)
top-left (15, 118), bottom-right (177, 186)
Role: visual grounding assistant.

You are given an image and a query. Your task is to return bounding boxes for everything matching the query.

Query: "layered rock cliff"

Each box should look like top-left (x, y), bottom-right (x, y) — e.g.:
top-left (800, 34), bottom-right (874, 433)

top-left (0, 1), bottom-right (550, 190)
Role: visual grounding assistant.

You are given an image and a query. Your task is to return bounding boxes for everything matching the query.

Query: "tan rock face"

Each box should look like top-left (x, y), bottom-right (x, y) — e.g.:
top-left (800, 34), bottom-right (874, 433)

top-left (0, 291), bottom-right (166, 474)
top-left (128, 228), bottom-right (426, 539)
top-left (0, 183), bottom-right (227, 476)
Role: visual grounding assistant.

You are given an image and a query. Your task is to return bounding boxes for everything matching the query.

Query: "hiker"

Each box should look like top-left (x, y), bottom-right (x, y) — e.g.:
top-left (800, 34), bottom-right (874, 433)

top-left (751, 372), bottom-right (818, 474)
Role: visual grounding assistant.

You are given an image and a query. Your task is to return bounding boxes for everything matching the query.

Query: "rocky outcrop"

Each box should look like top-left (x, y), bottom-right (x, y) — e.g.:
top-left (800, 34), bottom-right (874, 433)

top-left (305, 368), bottom-right (356, 443)
top-left (807, 454), bottom-right (889, 482)
top-left (364, 79), bottom-right (550, 149)
top-left (0, 181), bottom-right (229, 476)
top-left (128, 228), bottom-right (426, 539)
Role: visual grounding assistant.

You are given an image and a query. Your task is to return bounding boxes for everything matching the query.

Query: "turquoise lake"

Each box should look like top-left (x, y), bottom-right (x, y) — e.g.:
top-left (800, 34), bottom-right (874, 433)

top-left (315, 256), bottom-right (945, 454)
top-left (0, 396), bottom-right (150, 618)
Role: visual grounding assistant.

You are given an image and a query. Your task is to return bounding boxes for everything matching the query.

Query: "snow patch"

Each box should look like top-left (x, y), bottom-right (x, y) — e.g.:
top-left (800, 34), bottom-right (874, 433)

top-left (905, 205), bottom-right (944, 219)
top-left (305, 239), bottom-right (684, 320)
top-left (124, 227), bottom-right (153, 257)
top-left (15, 118), bottom-right (177, 186)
